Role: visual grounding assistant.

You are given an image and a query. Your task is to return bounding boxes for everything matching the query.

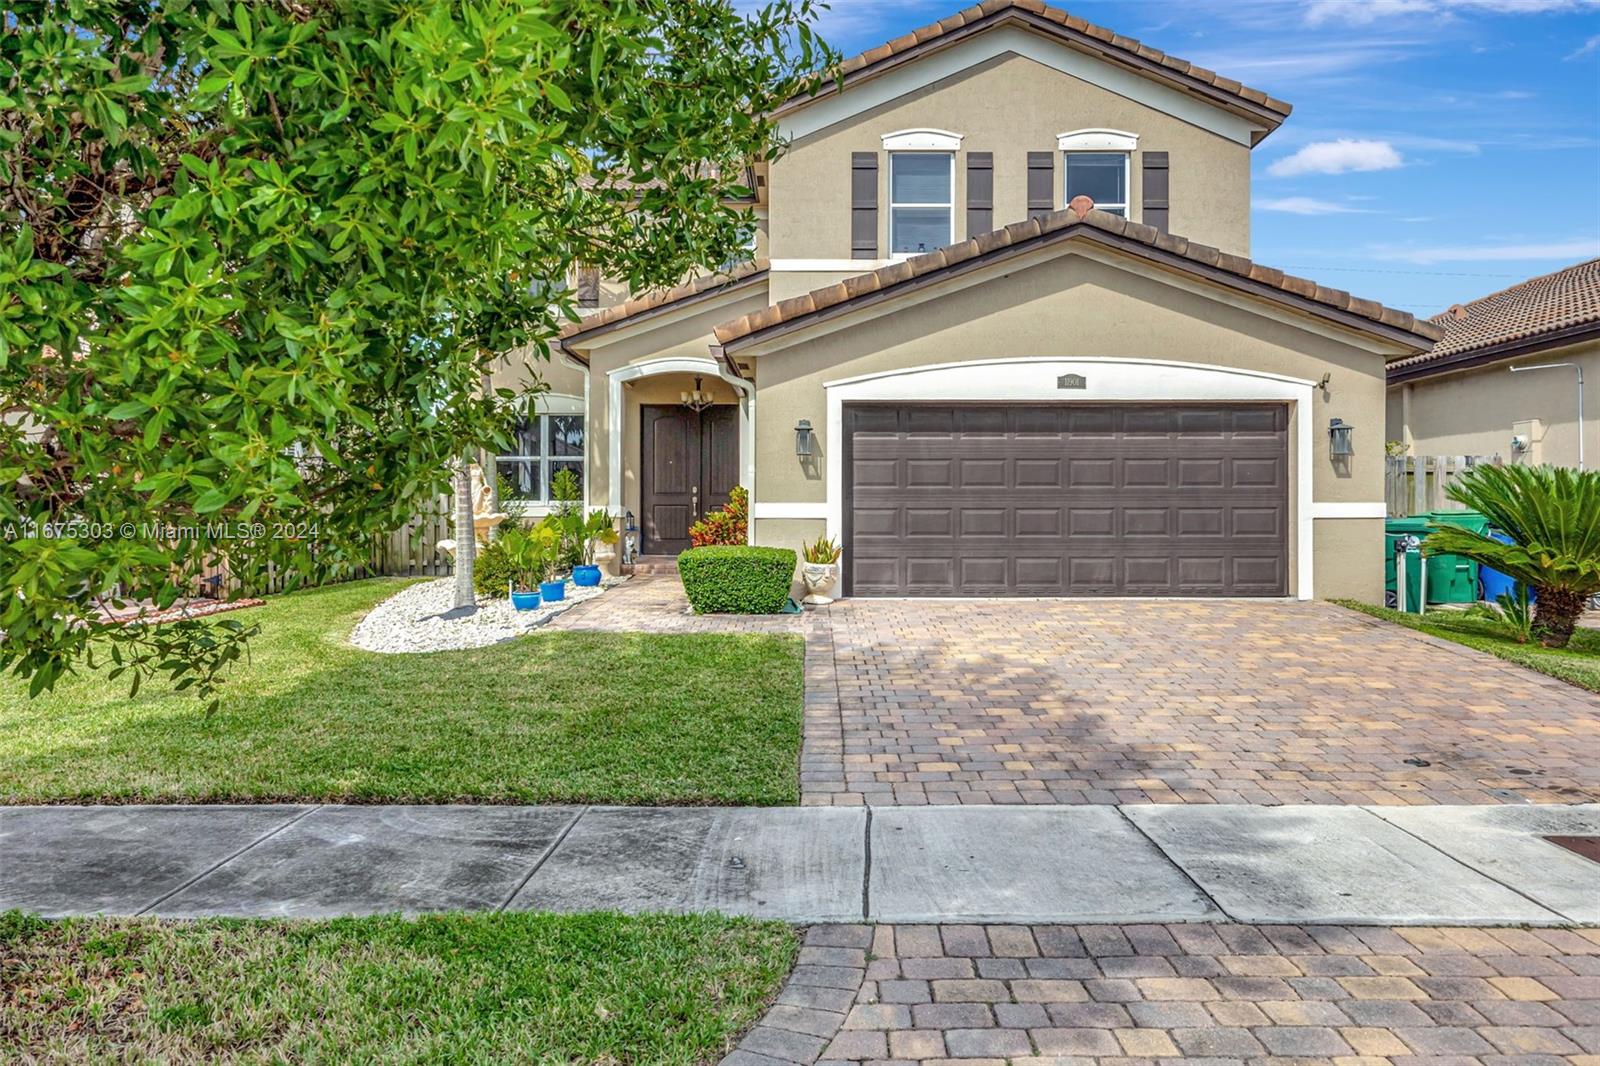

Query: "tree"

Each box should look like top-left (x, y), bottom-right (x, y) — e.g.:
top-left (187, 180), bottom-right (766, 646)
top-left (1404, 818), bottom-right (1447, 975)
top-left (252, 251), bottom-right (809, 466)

top-left (1, 0), bottom-right (833, 703)
top-left (1423, 465), bottom-right (1600, 648)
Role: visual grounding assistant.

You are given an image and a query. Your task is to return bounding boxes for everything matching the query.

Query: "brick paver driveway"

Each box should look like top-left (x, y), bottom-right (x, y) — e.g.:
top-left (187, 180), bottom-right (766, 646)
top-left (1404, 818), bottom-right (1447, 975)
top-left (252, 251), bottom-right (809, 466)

top-left (810, 598), bottom-right (1600, 807)
top-left (724, 922), bottom-right (1600, 1066)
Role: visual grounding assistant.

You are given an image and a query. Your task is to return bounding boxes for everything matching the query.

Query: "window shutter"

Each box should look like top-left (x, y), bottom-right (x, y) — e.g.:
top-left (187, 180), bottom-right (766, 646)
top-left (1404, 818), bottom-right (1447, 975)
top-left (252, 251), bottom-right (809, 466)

top-left (1141, 151), bottom-right (1170, 233)
top-left (1027, 151), bottom-right (1054, 221)
top-left (851, 152), bottom-right (878, 259)
top-left (966, 152), bottom-right (993, 237)
top-left (575, 264), bottom-right (600, 308)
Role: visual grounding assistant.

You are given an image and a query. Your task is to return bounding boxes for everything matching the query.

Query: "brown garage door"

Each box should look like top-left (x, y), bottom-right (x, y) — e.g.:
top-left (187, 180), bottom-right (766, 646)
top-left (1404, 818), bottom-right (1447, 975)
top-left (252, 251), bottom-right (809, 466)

top-left (843, 403), bottom-right (1288, 597)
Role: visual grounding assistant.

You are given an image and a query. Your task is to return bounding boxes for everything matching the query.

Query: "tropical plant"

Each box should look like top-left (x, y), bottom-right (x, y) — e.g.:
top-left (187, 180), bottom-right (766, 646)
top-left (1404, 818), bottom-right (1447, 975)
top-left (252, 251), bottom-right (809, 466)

top-left (473, 536), bottom-right (521, 599)
top-left (688, 486), bottom-right (750, 547)
top-left (497, 523), bottom-right (560, 591)
top-left (1422, 465), bottom-right (1600, 648)
top-left (1495, 585), bottom-right (1535, 645)
top-left (802, 535), bottom-right (841, 565)
top-left (1, 0), bottom-right (834, 705)
top-left (570, 510), bottom-right (619, 567)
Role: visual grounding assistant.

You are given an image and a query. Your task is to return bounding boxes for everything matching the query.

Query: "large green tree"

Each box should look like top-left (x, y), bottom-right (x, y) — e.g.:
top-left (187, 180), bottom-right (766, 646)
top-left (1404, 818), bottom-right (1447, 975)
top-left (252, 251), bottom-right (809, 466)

top-left (1, 0), bottom-right (831, 703)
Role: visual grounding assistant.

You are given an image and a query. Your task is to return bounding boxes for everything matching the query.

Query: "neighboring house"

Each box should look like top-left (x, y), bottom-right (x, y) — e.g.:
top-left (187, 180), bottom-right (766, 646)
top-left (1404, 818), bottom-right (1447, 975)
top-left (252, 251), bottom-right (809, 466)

top-left (1387, 258), bottom-right (1598, 470)
top-left (491, 0), bottom-right (1443, 603)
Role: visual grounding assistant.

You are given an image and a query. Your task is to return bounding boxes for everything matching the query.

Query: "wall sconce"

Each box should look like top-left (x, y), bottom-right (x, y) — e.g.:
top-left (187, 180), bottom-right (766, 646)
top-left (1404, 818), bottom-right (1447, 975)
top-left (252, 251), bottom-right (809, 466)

top-left (1328, 417), bottom-right (1353, 456)
top-left (794, 419), bottom-right (815, 457)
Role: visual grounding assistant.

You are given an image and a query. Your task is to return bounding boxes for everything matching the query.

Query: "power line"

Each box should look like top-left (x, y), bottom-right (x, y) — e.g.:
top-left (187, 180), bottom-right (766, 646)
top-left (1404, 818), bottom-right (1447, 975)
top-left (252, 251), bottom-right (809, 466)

top-left (1279, 264), bottom-right (1525, 279)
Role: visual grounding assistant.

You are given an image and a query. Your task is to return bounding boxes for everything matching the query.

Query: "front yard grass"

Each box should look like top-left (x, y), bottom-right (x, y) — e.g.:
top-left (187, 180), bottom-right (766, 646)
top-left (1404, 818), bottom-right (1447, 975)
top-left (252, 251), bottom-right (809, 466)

top-left (1334, 598), bottom-right (1600, 693)
top-left (0, 580), bottom-right (804, 805)
top-left (0, 910), bottom-right (797, 1064)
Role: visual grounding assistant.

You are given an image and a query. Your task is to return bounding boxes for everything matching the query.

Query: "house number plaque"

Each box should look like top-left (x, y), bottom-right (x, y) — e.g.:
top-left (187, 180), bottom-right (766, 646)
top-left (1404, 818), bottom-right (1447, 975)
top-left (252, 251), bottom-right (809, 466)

top-left (1056, 373), bottom-right (1087, 390)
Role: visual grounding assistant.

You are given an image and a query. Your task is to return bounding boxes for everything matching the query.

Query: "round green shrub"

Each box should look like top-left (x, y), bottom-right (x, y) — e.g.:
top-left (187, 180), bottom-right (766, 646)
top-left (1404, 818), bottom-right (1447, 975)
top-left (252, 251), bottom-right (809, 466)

top-left (677, 546), bottom-right (797, 614)
top-left (472, 538), bottom-right (520, 599)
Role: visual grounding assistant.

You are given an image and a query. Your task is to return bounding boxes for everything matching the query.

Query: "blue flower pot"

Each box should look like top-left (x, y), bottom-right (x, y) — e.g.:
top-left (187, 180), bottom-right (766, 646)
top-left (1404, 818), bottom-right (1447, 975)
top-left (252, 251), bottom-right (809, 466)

top-left (572, 564), bottom-right (602, 587)
top-left (510, 589), bottom-right (542, 612)
top-left (540, 579), bottom-right (566, 602)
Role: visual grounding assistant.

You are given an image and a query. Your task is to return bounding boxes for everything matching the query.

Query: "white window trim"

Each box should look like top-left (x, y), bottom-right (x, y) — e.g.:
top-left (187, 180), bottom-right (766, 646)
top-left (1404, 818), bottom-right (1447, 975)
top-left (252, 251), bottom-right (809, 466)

top-left (888, 150), bottom-right (955, 261)
top-left (496, 409), bottom-right (586, 506)
top-left (1057, 128), bottom-right (1139, 152)
top-left (1063, 150), bottom-right (1131, 217)
top-left (881, 128), bottom-right (964, 151)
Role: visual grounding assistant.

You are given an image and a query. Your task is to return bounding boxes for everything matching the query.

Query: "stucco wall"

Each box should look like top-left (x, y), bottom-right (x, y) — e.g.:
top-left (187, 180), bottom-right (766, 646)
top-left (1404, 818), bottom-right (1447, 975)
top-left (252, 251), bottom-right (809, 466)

top-left (1385, 338), bottom-right (1598, 468)
top-left (744, 248), bottom-right (1400, 601)
top-left (768, 51), bottom-right (1252, 264)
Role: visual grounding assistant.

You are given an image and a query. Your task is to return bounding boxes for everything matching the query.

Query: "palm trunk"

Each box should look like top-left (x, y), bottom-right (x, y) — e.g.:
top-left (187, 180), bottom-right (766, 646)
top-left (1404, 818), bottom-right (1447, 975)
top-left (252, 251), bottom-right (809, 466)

top-left (452, 456), bottom-right (477, 610)
top-left (1532, 585), bottom-right (1584, 649)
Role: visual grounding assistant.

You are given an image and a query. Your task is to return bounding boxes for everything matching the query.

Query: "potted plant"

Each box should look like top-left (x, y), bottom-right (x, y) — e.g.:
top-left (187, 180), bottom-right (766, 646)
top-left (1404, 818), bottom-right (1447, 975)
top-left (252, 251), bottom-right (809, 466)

top-left (497, 526), bottom-right (545, 612)
top-left (571, 510), bottom-right (617, 587)
top-left (800, 535), bottom-right (842, 605)
top-left (532, 518), bottom-right (567, 602)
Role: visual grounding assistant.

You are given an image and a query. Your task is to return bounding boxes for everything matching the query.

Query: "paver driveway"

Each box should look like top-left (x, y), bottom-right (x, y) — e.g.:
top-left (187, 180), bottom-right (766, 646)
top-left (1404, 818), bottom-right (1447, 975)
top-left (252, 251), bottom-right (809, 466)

top-left (810, 598), bottom-right (1600, 807)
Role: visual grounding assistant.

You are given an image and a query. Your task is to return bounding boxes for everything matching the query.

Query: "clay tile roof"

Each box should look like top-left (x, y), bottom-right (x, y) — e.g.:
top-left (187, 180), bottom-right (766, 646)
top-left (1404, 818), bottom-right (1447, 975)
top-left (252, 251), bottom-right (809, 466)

top-left (1389, 258), bottom-right (1600, 372)
top-left (558, 259), bottom-right (769, 344)
top-left (711, 212), bottom-right (1440, 350)
top-left (799, 0), bottom-right (1292, 131)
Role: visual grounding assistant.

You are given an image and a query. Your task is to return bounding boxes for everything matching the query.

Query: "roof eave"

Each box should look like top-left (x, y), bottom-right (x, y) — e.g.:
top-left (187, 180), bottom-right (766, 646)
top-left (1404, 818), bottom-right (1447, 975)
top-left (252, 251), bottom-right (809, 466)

top-left (557, 268), bottom-right (770, 350)
top-left (1388, 321), bottom-right (1600, 384)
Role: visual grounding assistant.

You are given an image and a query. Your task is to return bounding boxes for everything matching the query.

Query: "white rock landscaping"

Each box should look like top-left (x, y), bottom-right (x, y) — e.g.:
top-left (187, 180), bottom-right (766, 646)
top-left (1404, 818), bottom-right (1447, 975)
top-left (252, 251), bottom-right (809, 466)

top-left (349, 576), bottom-right (621, 654)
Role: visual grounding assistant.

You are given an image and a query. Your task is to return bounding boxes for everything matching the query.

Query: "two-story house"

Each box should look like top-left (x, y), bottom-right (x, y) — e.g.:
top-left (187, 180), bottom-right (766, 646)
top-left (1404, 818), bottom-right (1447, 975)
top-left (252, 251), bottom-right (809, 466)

top-left (493, 0), bottom-right (1442, 603)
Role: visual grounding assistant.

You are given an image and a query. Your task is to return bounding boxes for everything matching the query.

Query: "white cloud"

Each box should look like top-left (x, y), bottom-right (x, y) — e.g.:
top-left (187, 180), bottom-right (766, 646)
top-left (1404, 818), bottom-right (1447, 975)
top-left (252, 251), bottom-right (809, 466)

top-left (1267, 139), bottom-right (1405, 176)
top-left (1256, 196), bottom-right (1372, 214)
top-left (1306, 0), bottom-right (1599, 25)
top-left (1373, 238), bottom-right (1600, 263)
top-left (1567, 34), bottom-right (1600, 58)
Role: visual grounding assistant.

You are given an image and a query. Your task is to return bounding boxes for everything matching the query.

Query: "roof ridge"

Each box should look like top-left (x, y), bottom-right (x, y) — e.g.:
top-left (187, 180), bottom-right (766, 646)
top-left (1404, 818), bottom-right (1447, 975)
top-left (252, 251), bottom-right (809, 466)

top-left (558, 258), bottom-right (769, 343)
top-left (713, 200), bottom-right (1438, 349)
top-left (780, 0), bottom-right (1291, 130)
top-left (1427, 256), bottom-right (1600, 323)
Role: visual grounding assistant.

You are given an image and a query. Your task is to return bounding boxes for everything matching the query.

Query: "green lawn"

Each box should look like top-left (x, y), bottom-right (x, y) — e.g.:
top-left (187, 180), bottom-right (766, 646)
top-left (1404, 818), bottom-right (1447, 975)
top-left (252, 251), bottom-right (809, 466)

top-left (0, 910), bottom-right (796, 1064)
top-left (0, 580), bottom-right (804, 805)
top-left (1334, 599), bottom-right (1600, 693)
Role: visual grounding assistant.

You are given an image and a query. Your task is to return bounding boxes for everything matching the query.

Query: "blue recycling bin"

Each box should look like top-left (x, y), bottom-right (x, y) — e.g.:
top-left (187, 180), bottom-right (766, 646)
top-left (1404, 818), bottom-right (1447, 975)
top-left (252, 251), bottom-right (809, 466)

top-left (1478, 531), bottom-right (1531, 604)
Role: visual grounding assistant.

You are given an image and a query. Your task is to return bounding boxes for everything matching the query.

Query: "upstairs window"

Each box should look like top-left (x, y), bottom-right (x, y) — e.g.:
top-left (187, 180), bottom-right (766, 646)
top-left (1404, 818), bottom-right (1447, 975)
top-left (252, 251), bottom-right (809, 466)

top-left (1064, 152), bottom-right (1128, 217)
top-left (889, 152), bottom-right (954, 256)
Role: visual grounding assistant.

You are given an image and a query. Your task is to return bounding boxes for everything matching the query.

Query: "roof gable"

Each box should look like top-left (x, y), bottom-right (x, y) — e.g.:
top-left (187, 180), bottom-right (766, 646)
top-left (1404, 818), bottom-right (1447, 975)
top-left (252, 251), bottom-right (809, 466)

top-left (778, 1), bottom-right (1290, 146)
top-left (712, 201), bottom-right (1440, 356)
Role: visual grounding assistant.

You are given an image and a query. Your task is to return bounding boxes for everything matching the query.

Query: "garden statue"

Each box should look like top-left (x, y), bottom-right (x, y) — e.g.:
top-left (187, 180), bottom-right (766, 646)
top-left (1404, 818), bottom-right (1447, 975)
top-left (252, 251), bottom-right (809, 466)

top-left (435, 462), bottom-right (508, 556)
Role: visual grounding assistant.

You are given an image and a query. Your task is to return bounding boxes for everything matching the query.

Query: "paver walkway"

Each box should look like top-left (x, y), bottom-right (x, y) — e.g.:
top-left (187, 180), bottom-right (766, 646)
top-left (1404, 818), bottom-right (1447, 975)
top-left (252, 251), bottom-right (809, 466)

top-left (723, 922), bottom-right (1600, 1066)
top-left (551, 577), bottom-right (1600, 807)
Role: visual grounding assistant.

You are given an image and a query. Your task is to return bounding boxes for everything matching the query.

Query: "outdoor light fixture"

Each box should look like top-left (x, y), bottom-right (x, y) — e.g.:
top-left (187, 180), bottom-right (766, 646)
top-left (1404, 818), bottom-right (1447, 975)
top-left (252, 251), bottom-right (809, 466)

top-left (1329, 417), bottom-right (1354, 456)
top-left (794, 419), bottom-right (815, 457)
top-left (679, 376), bottom-right (714, 412)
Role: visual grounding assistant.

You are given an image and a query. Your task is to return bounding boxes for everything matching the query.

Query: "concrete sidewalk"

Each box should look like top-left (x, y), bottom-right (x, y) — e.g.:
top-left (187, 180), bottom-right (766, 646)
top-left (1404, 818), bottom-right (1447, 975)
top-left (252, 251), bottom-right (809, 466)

top-left (2, 803), bottom-right (1596, 926)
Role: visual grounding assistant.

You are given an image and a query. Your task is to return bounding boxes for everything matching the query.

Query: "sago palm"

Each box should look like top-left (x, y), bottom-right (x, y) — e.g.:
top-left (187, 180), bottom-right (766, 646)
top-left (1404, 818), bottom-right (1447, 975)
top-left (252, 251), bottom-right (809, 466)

top-left (1423, 465), bottom-right (1600, 648)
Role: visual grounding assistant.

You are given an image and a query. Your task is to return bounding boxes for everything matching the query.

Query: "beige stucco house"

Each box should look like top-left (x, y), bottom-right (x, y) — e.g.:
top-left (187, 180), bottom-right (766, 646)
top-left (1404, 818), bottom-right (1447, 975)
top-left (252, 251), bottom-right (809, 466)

top-left (491, 0), bottom-right (1443, 603)
top-left (1387, 258), bottom-right (1598, 470)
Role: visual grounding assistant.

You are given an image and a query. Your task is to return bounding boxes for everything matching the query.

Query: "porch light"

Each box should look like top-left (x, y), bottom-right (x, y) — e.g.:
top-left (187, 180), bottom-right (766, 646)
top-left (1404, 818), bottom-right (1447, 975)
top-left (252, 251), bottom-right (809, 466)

top-left (795, 419), bottom-right (815, 457)
top-left (680, 377), bottom-right (714, 412)
top-left (1329, 418), bottom-right (1354, 456)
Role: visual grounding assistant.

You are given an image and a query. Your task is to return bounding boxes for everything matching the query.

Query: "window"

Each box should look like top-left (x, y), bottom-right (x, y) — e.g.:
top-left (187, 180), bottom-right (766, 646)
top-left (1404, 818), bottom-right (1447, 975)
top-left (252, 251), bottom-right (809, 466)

top-left (889, 152), bottom-right (953, 256)
top-left (1064, 152), bottom-right (1129, 217)
top-left (496, 413), bottom-right (585, 504)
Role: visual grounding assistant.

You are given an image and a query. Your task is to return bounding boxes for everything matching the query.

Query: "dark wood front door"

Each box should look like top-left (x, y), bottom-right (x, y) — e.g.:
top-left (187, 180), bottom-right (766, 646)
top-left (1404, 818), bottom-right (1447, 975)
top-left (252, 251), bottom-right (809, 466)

top-left (640, 404), bottom-right (739, 555)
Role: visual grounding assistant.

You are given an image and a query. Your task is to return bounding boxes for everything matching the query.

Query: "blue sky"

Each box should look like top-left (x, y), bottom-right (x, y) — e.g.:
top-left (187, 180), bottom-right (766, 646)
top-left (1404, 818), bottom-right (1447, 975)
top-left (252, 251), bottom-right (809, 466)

top-left (800, 0), bottom-right (1600, 316)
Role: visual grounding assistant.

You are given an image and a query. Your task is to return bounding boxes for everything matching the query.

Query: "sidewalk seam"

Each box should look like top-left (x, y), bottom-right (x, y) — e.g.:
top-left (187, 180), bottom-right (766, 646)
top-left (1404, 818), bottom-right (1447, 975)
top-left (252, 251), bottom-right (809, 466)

top-left (1114, 804), bottom-right (1235, 922)
top-left (1361, 805), bottom-right (1572, 923)
top-left (135, 804), bottom-right (323, 916)
top-left (497, 805), bottom-right (587, 911)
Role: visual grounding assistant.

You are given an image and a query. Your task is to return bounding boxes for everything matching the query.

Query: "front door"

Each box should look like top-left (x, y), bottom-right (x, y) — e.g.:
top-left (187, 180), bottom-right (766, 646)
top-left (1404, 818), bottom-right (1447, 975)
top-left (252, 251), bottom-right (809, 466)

top-left (640, 404), bottom-right (739, 555)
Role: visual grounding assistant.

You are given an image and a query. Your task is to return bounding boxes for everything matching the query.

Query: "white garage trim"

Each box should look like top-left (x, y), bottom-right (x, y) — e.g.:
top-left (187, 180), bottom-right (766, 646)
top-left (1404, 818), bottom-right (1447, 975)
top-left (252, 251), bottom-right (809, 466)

top-left (1311, 501), bottom-right (1386, 519)
top-left (823, 357), bottom-right (1317, 599)
top-left (605, 357), bottom-right (756, 540)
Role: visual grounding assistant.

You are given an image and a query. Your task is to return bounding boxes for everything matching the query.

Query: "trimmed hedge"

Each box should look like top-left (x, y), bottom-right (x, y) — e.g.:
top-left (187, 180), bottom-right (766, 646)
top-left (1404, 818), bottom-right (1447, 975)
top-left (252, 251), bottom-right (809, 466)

top-left (677, 546), bottom-right (797, 614)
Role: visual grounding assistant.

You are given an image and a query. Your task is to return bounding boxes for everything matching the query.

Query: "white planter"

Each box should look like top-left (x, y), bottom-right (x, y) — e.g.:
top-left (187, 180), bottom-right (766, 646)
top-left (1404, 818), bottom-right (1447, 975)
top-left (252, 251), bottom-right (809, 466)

top-left (801, 561), bottom-right (840, 605)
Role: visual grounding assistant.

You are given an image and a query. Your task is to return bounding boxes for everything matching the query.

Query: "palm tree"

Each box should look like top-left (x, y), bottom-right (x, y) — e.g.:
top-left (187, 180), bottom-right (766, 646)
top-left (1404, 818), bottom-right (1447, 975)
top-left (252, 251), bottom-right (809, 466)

top-left (1423, 465), bottom-right (1600, 648)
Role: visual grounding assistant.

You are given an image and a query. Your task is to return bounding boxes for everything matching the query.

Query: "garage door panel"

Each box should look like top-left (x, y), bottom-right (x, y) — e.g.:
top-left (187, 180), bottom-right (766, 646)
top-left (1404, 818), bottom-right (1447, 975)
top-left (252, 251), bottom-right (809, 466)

top-left (844, 402), bottom-right (1288, 597)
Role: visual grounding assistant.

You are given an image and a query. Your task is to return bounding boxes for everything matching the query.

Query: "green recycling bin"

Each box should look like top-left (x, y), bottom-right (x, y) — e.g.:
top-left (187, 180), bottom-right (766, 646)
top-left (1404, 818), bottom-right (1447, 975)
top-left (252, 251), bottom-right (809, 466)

top-left (1421, 511), bottom-right (1489, 604)
top-left (1384, 517), bottom-right (1428, 612)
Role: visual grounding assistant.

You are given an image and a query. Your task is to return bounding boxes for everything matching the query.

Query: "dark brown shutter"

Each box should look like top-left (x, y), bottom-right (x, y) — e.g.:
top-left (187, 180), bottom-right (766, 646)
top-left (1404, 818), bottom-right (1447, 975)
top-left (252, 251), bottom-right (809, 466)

top-left (575, 264), bottom-right (600, 308)
top-left (1141, 151), bottom-right (1170, 233)
top-left (965, 152), bottom-right (993, 237)
top-left (851, 152), bottom-right (878, 259)
top-left (1027, 151), bottom-right (1055, 221)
